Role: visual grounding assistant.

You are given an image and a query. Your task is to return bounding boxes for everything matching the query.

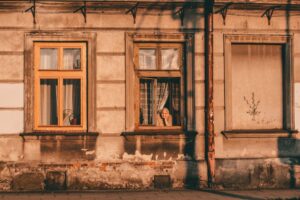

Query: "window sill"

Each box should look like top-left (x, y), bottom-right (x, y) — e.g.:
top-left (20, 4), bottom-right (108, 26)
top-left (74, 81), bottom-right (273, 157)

top-left (20, 131), bottom-right (99, 139)
top-left (221, 129), bottom-right (298, 139)
top-left (121, 130), bottom-right (197, 137)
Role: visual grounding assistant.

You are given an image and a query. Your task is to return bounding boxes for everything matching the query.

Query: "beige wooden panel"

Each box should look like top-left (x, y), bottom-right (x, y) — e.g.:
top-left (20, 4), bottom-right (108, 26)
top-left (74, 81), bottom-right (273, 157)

top-left (97, 110), bottom-right (125, 134)
top-left (0, 83), bottom-right (23, 107)
top-left (0, 55), bottom-right (23, 80)
top-left (97, 83), bottom-right (125, 108)
top-left (97, 56), bottom-right (125, 81)
top-left (0, 31), bottom-right (24, 52)
top-left (231, 44), bottom-right (283, 129)
top-left (97, 31), bottom-right (125, 53)
top-left (0, 110), bottom-right (23, 133)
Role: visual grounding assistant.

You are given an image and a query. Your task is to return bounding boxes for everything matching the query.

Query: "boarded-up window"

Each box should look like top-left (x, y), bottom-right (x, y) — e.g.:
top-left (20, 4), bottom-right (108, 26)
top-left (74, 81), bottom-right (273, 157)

top-left (231, 44), bottom-right (283, 129)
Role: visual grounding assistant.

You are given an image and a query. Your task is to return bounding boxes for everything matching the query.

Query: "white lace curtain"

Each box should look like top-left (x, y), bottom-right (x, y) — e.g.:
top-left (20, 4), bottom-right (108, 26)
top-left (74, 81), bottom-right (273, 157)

top-left (40, 80), bottom-right (58, 125)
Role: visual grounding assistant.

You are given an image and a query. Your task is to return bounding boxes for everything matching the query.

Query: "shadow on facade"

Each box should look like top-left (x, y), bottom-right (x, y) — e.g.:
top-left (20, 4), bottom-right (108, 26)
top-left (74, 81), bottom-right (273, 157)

top-left (28, 1), bottom-right (203, 190)
top-left (39, 136), bottom-right (98, 162)
top-left (277, 0), bottom-right (300, 189)
top-left (278, 135), bottom-right (300, 188)
top-left (123, 133), bottom-right (200, 189)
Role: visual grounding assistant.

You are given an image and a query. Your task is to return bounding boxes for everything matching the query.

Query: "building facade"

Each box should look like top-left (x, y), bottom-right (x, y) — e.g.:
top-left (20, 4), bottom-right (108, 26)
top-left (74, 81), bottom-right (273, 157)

top-left (0, 0), bottom-right (300, 191)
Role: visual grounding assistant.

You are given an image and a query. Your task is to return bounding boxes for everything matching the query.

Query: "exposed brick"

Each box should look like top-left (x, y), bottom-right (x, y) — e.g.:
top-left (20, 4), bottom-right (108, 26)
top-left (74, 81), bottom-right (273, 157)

top-left (12, 172), bottom-right (44, 191)
top-left (45, 171), bottom-right (66, 190)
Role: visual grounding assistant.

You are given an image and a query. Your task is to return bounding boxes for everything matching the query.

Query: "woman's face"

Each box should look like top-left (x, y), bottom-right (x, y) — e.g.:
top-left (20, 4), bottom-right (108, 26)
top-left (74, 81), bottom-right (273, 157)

top-left (161, 109), bottom-right (169, 119)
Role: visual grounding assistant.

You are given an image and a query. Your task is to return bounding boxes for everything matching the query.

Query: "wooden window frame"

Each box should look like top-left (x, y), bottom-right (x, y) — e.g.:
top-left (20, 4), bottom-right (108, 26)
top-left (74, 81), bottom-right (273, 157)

top-left (34, 42), bottom-right (87, 131)
top-left (224, 34), bottom-right (293, 132)
top-left (24, 32), bottom-right (97, 134)
top-left (125, 33), bottom-right (195, 133)
top-left (134, 43), bottom-right (184, 131)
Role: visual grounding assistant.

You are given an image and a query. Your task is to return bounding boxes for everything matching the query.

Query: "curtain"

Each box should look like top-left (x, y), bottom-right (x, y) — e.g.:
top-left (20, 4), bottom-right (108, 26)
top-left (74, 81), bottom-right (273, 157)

top-left (170, 80), bottom-right (180, 125)
top-left (156, 80), bottom-right (169, 112)
top-left (161, 49), bottom-right (179, 70)
top-left (139, 78), bottom-right (180, 126)
top-left (40, 48), bottom-right (57, 69)
top-left (139, 79), bottom-right (154, 125)
top-left (139, 49), bottom-right (156, 70)
top-left (40, 80), bottom-right (58, 125)
top-left (63, 49), bottom-right (81, 70)
top-left (63, 79), bottom-right (81, 125)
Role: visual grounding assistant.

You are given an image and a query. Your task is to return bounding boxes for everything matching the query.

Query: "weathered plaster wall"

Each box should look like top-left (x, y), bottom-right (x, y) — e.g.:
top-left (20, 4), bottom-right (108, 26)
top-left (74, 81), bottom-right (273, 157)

top-left (0, 4), bottom-right (299, 190)
top-left (0, 7), bottom-right (207, 190)
top-left (0, 135), bottom-right (207, 191)
top-left (212, 10), bottom-right (300, 156)
top-left (211, 9), bottom-right (300, 188)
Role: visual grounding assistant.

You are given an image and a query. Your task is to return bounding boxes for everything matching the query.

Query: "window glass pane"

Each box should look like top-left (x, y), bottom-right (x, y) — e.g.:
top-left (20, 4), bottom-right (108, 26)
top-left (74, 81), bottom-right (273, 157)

top-left (40, 48), bottom-right (58, 69)
top-left (139, 78), bottom-right (181, 126)
top-left (63, 48), bottom-right (81, 70)
top-left (139, 49), bottom-right (156, 70)
top-left (63, 79), bottom-right (81, 126)
top-left (156, 78), bottom-right (181, 126)
top-left (231, 44), bottom-right (283, 129)
top-left (40, 79), bottom-right (58, 125)
top-left (161, 49), bottom-right (179, 70)
top-left (139, 79), bottom-right (154, 125)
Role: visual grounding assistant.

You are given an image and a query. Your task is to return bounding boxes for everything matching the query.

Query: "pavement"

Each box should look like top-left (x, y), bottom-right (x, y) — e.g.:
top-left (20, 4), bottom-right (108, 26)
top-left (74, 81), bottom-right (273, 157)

top-left (0, 189), bottom-right (300, 200)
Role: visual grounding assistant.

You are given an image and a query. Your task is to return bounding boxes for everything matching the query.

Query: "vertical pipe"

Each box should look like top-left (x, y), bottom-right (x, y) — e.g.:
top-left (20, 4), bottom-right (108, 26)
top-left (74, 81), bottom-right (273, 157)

top-left (204, 0), bottom-right (215, 187)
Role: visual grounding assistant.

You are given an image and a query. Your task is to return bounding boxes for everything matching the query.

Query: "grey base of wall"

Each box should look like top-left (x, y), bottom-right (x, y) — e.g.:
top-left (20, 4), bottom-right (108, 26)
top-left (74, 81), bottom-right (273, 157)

top-left (0, 158), bottom-right (298, 191)
top-left (0, 135), bottom-right (298, 191)
top-left (0, 161), bottom-right (207, 191)
top-left (215, 158), bottom-right (299, 189)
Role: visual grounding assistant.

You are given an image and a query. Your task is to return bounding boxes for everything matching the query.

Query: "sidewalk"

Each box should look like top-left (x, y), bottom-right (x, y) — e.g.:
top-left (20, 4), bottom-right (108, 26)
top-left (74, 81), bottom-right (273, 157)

top-left (0, 189), bottom-right (300, 200)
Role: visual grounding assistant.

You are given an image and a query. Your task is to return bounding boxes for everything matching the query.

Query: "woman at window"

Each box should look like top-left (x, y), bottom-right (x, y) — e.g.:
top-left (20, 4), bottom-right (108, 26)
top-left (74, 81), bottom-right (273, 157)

top-left (157, 107), bottom-right (173, 127)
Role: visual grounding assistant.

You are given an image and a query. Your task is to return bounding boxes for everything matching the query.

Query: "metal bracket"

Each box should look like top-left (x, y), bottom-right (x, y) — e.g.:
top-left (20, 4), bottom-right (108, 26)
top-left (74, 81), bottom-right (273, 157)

top-left (126, 2), bottom-right (139, 24)
top-left (74, 1), bottom-right (87, 23)
top-left (175, 7), bottom-right (186, 27)
top-left (261, 6), bottom-right (280, 25)
top-left (25, 0), bottom-right (36, 24)
top-left (215, 2), bottom-right (233, 25)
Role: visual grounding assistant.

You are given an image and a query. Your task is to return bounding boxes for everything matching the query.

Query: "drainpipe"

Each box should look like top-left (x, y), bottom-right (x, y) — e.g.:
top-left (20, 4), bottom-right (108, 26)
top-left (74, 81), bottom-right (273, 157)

top-left (204, 0), bottom-right (215, 187)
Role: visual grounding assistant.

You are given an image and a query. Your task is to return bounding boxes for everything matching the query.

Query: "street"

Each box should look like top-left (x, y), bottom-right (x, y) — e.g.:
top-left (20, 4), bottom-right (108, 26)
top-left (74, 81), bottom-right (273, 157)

top-left (0, 189), bottom-right (300, 200)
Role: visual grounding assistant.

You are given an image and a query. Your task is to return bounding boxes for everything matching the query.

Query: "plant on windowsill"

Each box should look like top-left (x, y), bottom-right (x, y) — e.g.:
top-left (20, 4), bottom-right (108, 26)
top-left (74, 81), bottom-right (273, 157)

top-left (69, 113), bottom-right (78, 125)
top-left (63, 109), bottom-right (78, 125)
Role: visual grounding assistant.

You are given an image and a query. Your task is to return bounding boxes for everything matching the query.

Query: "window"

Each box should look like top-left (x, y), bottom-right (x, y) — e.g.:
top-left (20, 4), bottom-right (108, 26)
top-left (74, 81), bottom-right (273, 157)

top-left (34, 42), bottom-right (87, 131)
top-left (224, 35), bottom-right (292, 131)
top-left (134, 43), bottom-right (184, 130)
top-left (125, 33), bottom-right (194, 133)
